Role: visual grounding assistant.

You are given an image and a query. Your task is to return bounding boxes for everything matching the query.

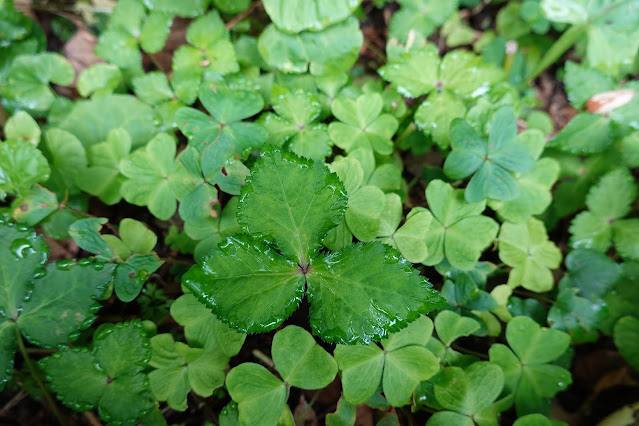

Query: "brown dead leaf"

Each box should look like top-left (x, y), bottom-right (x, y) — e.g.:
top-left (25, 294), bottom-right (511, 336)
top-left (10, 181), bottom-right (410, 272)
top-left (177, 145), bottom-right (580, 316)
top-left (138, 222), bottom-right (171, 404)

top-left (63, 27), bottom-right (102, 86)
top-left (355, 404), bottom-right (374, 426)
top-left (586, 89), bottom-right (636, 114)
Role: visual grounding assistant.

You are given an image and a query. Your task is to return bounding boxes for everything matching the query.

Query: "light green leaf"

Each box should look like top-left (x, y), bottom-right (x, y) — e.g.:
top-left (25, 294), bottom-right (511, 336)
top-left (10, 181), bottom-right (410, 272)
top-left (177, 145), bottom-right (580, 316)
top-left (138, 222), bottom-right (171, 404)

top-left (113, 254), bottom-right (163, 302)
top-left (4, 111), bottom-right (40, 146)
top-left (171, 293), bottom-right (246, 355)
top-left (423, 180), bottom-right (498, 270)
top-left (120, 133), bottom-right (179, 220)
top-left (563, 61), bottom-right (615, 109)
top-left (383, 345), bottom-right (439, 406)
top-left (506, 316), bottom-right (570, 364)
top-left (139, 11), bottom-right (172, 54)
top-left (334, 344), bottom-right (384, 404)
top-left (613, 219), bottom-right (639, 260)
top-left (56, 94), bottom-right (158, 149)
top-left (183, 236), bottom-right (305, 334)
top-left (614, 315), bottom-right (639, 371)
top-left (435, 310), bottom-right (480, 346)
top-left (11, 185), bottom-right (58, 226)
top-left (328, 157), bottom-right (364, 195)
top-left (0, 139), bottom-right (50, 198)
top-left (262, 0), bottom-right (360, 33)
top-left (18, 261), bottom-right (115, 347)
top-left (379, 43), bottom-right (440, 98)
top-left (257, 18), bottom-right (363, 75)
top-left (68, 218), bottom-right (117, 260)
top-left (382, 315), bottom-right (434, 351)
top-left (238, 149), bottom-right (347, 263)
top-left (3, 53), bottom-right (74, 114)
top-left (345, 185), bottom-right (386, 242)
top-left (77, 64), bottom-right (122, 98)
top-left (548, 113), bottom-right (612, 154)
top-left (392, 209), bottom-right (432, 263)
top-left (414, 90), bottom-right (466, 149)
top-left (226, 363), bottom-right (288, 426)
top-left (132, 71), bottom-right (175, 105)
top-left (426, 411), bottom-right (474, 426)
top-left (307, 242), bottom-right (446, 344)
top-left (272, 325), bottom-right (337, 389)
top-left (44, 128), bottom-right (87, 195)
top-left (75, 128), bottom-right (130, 205)
top-left (499, 218), bottom-right (561, 292)
top-left (326, 398), bottom-right (356, 426)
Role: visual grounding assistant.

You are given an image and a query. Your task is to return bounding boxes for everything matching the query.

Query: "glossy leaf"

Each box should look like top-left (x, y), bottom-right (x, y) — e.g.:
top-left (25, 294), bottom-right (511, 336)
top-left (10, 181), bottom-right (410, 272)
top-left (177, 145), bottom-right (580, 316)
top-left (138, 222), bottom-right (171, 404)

top-left (262, 0), bottom-right (360, 33)
top-left (307, 242), bottom-right (446, 344)
top-left (238, 149), bottom-right (347, 263)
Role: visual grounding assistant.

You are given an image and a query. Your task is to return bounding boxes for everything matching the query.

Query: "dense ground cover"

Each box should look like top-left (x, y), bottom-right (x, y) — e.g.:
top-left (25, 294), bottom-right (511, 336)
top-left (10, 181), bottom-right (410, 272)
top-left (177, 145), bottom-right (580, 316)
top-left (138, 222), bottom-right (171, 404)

top-left (1, 0), bottom-right (639, 425)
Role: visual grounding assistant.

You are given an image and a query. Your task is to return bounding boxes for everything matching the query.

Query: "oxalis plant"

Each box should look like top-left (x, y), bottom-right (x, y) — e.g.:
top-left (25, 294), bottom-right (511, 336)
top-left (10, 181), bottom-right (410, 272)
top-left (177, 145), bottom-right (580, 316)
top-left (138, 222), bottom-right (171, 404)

top-left (2, 0), bottom-right (639, 425)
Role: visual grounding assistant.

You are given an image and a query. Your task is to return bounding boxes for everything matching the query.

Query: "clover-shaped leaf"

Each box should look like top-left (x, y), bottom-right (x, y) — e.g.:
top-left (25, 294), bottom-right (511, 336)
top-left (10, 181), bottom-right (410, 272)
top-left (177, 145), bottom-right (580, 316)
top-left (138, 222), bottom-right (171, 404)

top-left (444, 107), bottom-right (536, 202)
top-left (389, 0), bottom-right (456, 42)
top-left (498, 218), bottom-right (561, 292)
top-left (569, 167), bottom-right (639, 259)
top-left (335, 316), bottom-right (439, 406)
top-left (547, 288), bottom-right (608, 343)
top-left (423, 180), bottom-right (499, 270)
top-left (120, 133), bottom-right (182, 220)
top-left (184, 149), bottom-right (445, 344)
top-left (148, 333), bottom-right (228, 411)
top-left (559, 248), bottom-right (622, 300)
top-left (41, 321), bottom-right (154, 424)
top-left (259, 85), bottom-right (331, 160)
top-left (489, 316), bottom-right (571, 416)
top-left (434, 310), bottom-right (481, 347)
top-left (44, 128), bottom-right (87, 196)
top-left (171, 12), bottom-right (238, 104)
top-left (227, 326), bottom-right (337, 424)
top-left (379, 207), bottom-right (433, 263)
top-left (328, 92), bottom-right (398, 155)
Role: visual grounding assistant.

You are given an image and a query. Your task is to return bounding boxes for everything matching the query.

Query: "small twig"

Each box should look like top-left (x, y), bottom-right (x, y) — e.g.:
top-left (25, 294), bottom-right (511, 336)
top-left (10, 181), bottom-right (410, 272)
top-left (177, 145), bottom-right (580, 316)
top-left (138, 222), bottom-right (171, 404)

top-left (0, 390), bottom-right (26, 417)
top-left (252, 349), bottom-right (274, 368)
top-left (225, 1), bottom-right (262, 30)
top-left (15, 326), bottom-right (68, 426)
top-left (82, 411), bottom-right (102, 426)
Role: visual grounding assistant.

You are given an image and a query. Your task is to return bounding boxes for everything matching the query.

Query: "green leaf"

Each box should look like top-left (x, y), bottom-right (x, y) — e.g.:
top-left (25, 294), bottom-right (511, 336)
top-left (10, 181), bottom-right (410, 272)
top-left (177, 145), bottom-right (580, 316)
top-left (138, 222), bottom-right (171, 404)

top-left (0, 139), bottom-right (50, 198)
top-left (42, 321), bottom-right (154, 423)
top-left (334, 344), bottom-right (384, 404)
top-left (119, 219), bottom-right (158, 255)
top-left (389, 0), bottom-right (455, 41)
top-left (3, 53), bottom-right (73, 114)
top-left (44, 128), bottom-right (87, 195)
top-left (226, 363), bottom-right (288, 426)
top-left (498, 218), bottom-right (561, 292)
top-left (56, 95), bottom-right (158, 149)
top-left (489, 317), bottom-right (571, 416)
top-left (414, 90), bottom-right (466, 149)
top-left (77, 63), bottom-right (122, 98)
top-left (382, 315), bottom-right (434, 351)
top-left (257, 18), bottom-right (363, 75)
top-left (148, 334), bottom-right (228, 411)
top-left (11, 185), bottom-right (58, 225)
top-left (423, 180), bottom-right (498, 270)
top-left (18, 260), bottom-right (115, 347)
top-left (139, 11), bottom-right (172, 54)
top-left (563, 61), bottom-right (615, 109)
top-left (120, 133), bottom-right (180, 220)
top-left (183, 235), bottom-right (305, 334)
top-left (383, 345), bottom-right (439, 406)
top-left (547, 113), bottom-right (612, 155)
top-left (614, 315), bottom-right (639, 371)
top-left (262, 0), bottom-right (359, 33)
top-left (238, 149), bottom-right (347, 263)
top-left (391, 209), bottom-right (432, 263)
top-left (345, 185), bottom-right (386, 242)
top-left (547, 288), bottom-right (608, 343)
top-left (4, 111), bottom-right (40, 146)
top-left (77, 128), bottom-right (131, 205)
top-left (433, 362), bottom-right (504, 416)
top-left (328, 93), bottom-right (398, 155)
top-left (0, 320), bottom-right (17, 390)
top-left (559, 248), bottom-right (622, 300)
top-left (307, 242), bottom-right (446, 344)
top-left (114, 254), bottom-right (163, 302)
top-left (171, 293), bottom-right (246, 355)
top-left (326, 398), bottom-right (356, 426)
top-left (132, 71), bottom-right (175, 105)
top-left (426, 411), bottom-right (474, 426)
top-left (434, 310), bottom-right (480, 346)
top-left (445, 107), bottom-right (536, 203)
top-left (68, 217), bottom-right (116, 261)
top-left (271, 325), bottom-right (337, 389)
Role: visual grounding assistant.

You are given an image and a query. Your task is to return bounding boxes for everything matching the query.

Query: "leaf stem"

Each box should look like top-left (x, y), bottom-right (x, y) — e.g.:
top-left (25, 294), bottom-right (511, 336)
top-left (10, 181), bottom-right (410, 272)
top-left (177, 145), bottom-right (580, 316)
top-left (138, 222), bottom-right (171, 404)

top-left (251, 349), bottom-right (274, 368)
top-left (14, 327), bottom-right (68, 426)
top-left (293, 390), bottom-right (322, 423)
top-left (225, 1), bottom-right (262, 31)
top-left (450, 344), bottom-right (488, 359)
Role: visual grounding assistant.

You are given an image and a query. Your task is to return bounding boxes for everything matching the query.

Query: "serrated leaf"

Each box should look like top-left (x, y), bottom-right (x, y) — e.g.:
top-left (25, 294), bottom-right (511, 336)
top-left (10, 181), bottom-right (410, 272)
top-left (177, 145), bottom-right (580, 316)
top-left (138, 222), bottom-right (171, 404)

top-left (498, 218), bottom-right (561, 292)
top-left (77, 63), bottom-right (122, 98)
top-left (563, 61), bottom-right (615, 109)
top-left (548, 113), bottom-right (612, 154)
top-left (0, 139), bottom-right (50, 198)
top-left (18, 260), bottom-right (115, 348)
top-left (614, 315), bottom-right (639, 371)
top-left (238, 149), bottom-right (347, 263)
top-left (423, 180), bottom-right (498, 270)
top-left (435, 310), bottom-right (480, 346)
top-left (0, 321), bottom-right (17, 391)
top-left (132, 71), bottom-right (175, 105)
top-left (183, 235), bottom-right (305, 334)
top-left (307, 242), bottom-right (446, 344)
top-left (271, 325), bottom-right (337, 389)
top-left (559, 248), bottom-right (622, 300)
top-left (414, 90), bottom-right (466, 149)
top-left (42, 321), bottom-right (154, 423)
top-left (262, 0), bottom-right (360, 33)
top-left (226, 363), bottom-right (288, 426)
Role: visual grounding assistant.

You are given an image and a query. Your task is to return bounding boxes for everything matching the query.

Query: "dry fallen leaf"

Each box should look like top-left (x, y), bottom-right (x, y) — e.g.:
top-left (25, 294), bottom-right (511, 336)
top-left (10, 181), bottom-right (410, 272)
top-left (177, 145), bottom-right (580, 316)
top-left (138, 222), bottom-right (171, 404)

top-left (63, 27), bottom-right (102, 85)
top-left (586, 89), bottom-right (636, 114)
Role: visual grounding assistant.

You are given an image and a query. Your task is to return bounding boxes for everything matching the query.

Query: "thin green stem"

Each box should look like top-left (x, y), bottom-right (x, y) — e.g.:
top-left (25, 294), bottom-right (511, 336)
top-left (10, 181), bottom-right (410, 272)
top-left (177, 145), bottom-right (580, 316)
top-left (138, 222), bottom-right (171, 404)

top-left (294, 389), bottom-right (322, 422)
top-left (522, 22), bottom-right (588, 88)
top-left (15, 326), bottom-right (68, 426)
